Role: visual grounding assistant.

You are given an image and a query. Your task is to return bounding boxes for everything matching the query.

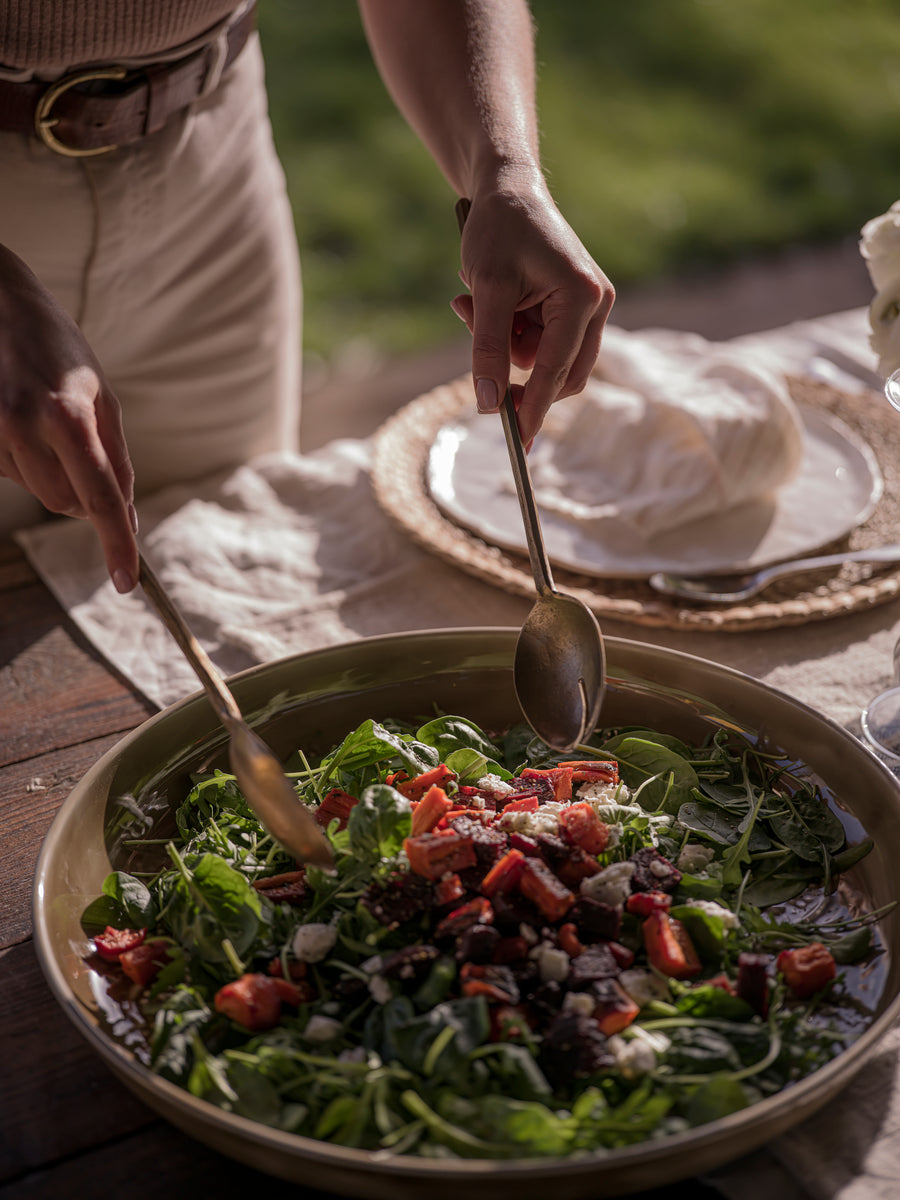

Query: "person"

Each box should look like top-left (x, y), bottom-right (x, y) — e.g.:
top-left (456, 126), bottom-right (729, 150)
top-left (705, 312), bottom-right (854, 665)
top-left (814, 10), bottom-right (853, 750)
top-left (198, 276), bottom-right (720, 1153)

top-left (0, 0), bottom-right (614, 595)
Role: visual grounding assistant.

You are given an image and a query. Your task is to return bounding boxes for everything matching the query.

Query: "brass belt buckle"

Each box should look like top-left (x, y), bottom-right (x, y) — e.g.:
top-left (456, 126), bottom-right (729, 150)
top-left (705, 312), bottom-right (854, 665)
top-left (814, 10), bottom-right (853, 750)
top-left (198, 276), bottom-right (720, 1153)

top-left (35, 66), bottom-right (127, 157)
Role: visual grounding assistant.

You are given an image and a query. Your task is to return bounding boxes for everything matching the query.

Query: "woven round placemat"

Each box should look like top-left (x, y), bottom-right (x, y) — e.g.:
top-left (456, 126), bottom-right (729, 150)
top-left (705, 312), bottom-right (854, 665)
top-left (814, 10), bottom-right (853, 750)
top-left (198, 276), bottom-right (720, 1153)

top-left (371, 373), bottom-right (900, 632)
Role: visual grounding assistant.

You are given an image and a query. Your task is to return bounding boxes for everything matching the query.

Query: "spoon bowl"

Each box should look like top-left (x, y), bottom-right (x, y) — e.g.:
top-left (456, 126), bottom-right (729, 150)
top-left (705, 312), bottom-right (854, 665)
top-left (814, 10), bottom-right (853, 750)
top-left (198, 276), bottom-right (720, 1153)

top-left (499, 390), bottom-right (606, 750)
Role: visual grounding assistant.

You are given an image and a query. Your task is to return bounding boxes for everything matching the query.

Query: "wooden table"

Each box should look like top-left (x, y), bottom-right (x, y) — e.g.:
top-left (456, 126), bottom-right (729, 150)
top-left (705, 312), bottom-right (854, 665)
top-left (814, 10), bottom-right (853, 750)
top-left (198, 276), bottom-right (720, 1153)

top-left (0, 534), bottom-right (726, 1200)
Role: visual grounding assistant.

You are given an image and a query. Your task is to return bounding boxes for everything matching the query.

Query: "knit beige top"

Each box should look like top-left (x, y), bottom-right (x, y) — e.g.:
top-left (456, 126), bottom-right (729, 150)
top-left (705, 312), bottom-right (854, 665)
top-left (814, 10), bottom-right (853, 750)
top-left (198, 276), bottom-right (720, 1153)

top-left (0, 2), bottom-right (241, 69)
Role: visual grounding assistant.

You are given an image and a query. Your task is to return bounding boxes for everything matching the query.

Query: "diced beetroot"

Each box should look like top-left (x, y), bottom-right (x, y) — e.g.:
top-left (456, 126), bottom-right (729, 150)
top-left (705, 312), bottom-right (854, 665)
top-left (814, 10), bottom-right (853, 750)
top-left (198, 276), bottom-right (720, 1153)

top-left (267, 956), bottom-right (308, 980)
top-left (557, 803), bottom-right (610, 855)
top-left (608, 941), bottom-right (635, 970)
top-left (93, 926), bottom-right (147, 962)
top-left (404, 830), bottom-right (477, 880)
top-left (517, 858), bottom-right (575, 922)
top-left (455, 923), bottom-right (501, 963)
top-left (119, 939), bottom-right (171, 986)
top-left (411, 784), bottom-right (455, 835)
top-left (435, 896), bottom-right (494, 938)
top-left (735, 953), bottom-right (770, 1015)
top-left (480, 848), bottom-right (527, 897)
top-left (568, 941), bottom-right (620, 986)
top-left (630, 847), bottom-right (682, 894)
top-left (625, 891), bottom-right (672, 917)
top-left (397, 764), bottom-right (457, 803)
top-left (492, 935), bottom-right (530, 964)
top-left (569, 896), bottom-right (622, 942)
top-left (314, 788), bottom-right (358, 830)
top-left (590, 977), bottom-right (640, 1035)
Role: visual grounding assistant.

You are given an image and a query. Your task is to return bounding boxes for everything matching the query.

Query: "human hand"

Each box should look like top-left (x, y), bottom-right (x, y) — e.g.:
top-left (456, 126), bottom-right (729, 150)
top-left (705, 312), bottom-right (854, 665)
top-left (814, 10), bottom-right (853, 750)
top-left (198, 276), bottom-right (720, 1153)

top-left (451, 181), bottom-right (615, 446)
top-left (0, 247), bottom-right (138, 592)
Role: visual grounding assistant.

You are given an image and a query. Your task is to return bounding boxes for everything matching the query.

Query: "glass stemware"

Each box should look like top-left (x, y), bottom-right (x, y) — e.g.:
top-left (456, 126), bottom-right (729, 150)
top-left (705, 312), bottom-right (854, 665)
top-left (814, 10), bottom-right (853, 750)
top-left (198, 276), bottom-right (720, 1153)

top-left (860, 368), bottom-right (900, 773)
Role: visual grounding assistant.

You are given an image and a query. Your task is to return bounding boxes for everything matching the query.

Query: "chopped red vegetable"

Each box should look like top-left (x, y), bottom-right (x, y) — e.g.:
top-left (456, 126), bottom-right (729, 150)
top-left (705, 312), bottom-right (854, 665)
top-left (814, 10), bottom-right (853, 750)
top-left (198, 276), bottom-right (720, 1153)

top-left (404, 829), bottom-right (477, 880)
top-left (410, 784), bottom-right (455, 835)
top-left (214, 973), bottom-right (302, 1031)
top-left (397, 764), bottom-right (457, 803)
top-left (120, 939), bottom-right (171, 986)
top-left (776, 943), bottom-right (836, 1000)
top-left (557, 802), bottom-right (610, 855)
top-left (642, 910), bottom-right (702, 979)
top-left (518, 857), bottom-right (575, 922)
top-left (625, 891), bottom-right (673, 918)
top-left (93, 925), bottom-right (147, 962)
top-left (314, 788), bottom-right (358, 830)
top-left (480, 847), bottom-right (527, 897)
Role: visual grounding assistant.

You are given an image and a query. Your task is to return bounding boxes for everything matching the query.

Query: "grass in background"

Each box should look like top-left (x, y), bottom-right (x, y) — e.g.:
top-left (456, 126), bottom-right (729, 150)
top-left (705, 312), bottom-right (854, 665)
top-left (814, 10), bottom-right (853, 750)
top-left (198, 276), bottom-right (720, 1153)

top-left (258, 0), bottom-right (900, 362)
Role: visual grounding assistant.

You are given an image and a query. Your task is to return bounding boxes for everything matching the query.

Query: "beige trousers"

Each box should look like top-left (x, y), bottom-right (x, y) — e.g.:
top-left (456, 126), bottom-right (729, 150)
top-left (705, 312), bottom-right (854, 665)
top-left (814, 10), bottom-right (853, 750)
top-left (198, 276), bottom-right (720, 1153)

top-left (0, 34), bottom-right (301, 531)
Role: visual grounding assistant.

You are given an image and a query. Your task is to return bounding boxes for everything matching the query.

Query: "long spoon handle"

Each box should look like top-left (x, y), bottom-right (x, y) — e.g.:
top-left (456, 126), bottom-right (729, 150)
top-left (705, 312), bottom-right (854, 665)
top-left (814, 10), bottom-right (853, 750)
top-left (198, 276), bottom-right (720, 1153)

top-left (499, 390), bottom-right (557, 597)
top-left (137, 552), bottom-right (241, 728)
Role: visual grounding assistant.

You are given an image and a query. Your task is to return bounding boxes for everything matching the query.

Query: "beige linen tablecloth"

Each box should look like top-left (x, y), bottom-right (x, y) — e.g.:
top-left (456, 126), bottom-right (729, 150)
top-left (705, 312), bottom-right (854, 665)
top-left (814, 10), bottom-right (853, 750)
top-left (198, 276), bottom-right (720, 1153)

top-left (15, 308), bottom-right (900, 1200)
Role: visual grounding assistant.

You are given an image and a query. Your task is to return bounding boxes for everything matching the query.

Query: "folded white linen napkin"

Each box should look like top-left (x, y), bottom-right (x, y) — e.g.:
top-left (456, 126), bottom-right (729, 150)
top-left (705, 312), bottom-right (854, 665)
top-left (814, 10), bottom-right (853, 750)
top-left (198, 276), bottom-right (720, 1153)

top-left (529, 326), bottom-right (805, 538)
top-left (15, 440), bottom-right (532, 710)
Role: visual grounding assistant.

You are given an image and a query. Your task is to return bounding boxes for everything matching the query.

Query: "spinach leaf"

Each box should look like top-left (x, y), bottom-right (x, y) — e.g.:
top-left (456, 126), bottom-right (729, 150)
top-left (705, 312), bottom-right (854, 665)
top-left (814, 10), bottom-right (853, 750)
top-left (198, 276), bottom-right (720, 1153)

top-left (677, 802), bottom-right (771, 851)
top-left (684, 1074), bottom-right (750, 1125)
top-left (601, 733), bottom-right (699, 813)
top-left (81, 870), bottom-right (156, 932)
top-left (346, 783), bottom-right (411, 863)
top-left (149, 988), bottom-right (213, 1082)
top-left (166, 851), bottom-right (263, 962)
top-left (416, 716), bottom-right (503, 763)
top-left (767, 789), bottom-right (846, 862)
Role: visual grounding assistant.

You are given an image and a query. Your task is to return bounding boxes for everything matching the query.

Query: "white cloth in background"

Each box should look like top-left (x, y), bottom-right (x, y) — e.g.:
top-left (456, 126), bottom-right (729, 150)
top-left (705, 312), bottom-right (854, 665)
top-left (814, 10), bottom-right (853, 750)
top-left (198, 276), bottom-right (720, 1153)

top-left (531, 327), bottom-right (804, 538)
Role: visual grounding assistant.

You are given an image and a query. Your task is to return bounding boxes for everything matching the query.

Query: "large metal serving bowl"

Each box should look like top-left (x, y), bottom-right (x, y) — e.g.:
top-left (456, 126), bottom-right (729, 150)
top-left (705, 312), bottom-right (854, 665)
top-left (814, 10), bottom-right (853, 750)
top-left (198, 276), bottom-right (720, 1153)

top-left (33, 630), bottom-right (900, 1199)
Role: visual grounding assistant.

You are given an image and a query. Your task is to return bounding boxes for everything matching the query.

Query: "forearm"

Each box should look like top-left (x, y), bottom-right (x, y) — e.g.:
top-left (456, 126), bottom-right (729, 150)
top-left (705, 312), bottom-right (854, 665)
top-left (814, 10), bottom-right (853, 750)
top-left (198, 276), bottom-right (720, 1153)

top-left (357, 0), bottom-right (544, 201)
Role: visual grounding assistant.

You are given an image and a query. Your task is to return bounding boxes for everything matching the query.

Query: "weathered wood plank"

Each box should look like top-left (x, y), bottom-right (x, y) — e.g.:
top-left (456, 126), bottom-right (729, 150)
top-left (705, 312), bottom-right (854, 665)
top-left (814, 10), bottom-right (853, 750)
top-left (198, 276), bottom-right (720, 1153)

top-left (0, 607), bottom-right (153, 768)
top-left (0, 941), bottom-right (154, 1183)
top-left (0, 734), bottom-right (132, 948)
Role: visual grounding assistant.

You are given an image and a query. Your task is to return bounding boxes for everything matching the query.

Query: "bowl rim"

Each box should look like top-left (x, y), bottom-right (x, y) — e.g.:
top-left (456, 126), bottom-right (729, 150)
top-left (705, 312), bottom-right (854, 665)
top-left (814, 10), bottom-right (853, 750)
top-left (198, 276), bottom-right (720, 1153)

top-left (31, 627), bottom-right (900, 1185)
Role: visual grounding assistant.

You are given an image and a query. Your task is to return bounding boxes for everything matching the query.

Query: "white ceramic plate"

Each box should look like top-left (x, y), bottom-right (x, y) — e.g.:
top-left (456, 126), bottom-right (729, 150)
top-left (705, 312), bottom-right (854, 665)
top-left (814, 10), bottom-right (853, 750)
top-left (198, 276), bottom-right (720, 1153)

top-left (427, 407), bottom-right (883, 579)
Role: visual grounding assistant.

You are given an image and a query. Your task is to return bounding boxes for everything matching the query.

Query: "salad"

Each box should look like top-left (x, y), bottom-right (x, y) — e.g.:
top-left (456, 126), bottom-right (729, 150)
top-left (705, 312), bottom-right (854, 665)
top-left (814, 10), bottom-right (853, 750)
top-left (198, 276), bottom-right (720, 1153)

top-left (82, 714), bottom-right (887, 1160)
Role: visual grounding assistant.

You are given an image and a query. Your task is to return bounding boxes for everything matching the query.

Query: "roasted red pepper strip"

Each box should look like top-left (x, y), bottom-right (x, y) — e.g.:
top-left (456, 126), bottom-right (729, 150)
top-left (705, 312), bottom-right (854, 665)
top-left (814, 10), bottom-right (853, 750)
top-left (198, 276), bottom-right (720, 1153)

top-left (411, 784), bottom-right (455, 835)
top-left (314, 788), bottom-right (358, 830)
top-left (642, 910), bottom-right (702, 979)
top-left (518, 857), bottom-right (575, 922)
top-left (480, 848), bottom-right (527, 897)
top-left (776, 943), bottom-right (837, 1000)
top-left (214, 973), bottom-right (302, 1031)
top-left (404, 830), bottom-right (476, 880)
top-left (397, 764), bottom-right (457, 803)
top-left (119, 939), bottom-right (171, 986)
top-left (625, 891), bottom-right (673, 917)
top-left (557, 802), bottom-right (610, 855)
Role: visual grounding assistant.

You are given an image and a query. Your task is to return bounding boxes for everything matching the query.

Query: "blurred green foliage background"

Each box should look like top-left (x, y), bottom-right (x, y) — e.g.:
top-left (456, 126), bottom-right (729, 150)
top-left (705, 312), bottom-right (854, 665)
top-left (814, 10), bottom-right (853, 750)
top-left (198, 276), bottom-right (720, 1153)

top-left (258, 0), bottom-right (900, 362)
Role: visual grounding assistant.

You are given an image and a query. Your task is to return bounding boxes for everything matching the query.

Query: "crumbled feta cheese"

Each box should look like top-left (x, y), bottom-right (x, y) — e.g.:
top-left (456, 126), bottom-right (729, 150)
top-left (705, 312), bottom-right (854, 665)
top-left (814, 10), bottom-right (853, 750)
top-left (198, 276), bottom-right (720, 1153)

top-left (303, 1015), bottom-right (343, 1042)
top-left (684, 898), bottom-right (740, 930)
top-left (533, 943), bottom-right (570, 983)
top-left (368, 975), bottom-right (393, 1004)
top-left (292, 921), bottom-right (338, 963)
top-left (579, 860), bottom-right (635, 907)
top-left (498, 800), bottom-right (566, 837)
top-left (476, 773), bottom-right (515, 799)
top-left (607, 1034), bottom-right (657, 1077)
top-left (360, 954), bottom-right (383, 974)
top-left (677, 842), bottom-right (716, 873)
top-left (618, 968), bottom-right (671, 1008)
top-left (519, 922), bottom-right (539, 946)
top-left (577, 780), bottom-right (627, 807)
top-left (562, 991), bottom-right (595, 1018)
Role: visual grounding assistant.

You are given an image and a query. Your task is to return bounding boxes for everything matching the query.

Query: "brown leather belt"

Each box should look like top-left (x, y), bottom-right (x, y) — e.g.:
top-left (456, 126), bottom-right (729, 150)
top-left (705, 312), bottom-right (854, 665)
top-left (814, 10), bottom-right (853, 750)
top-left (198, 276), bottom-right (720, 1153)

top-left (0, 2), bottom-right (256, 157)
